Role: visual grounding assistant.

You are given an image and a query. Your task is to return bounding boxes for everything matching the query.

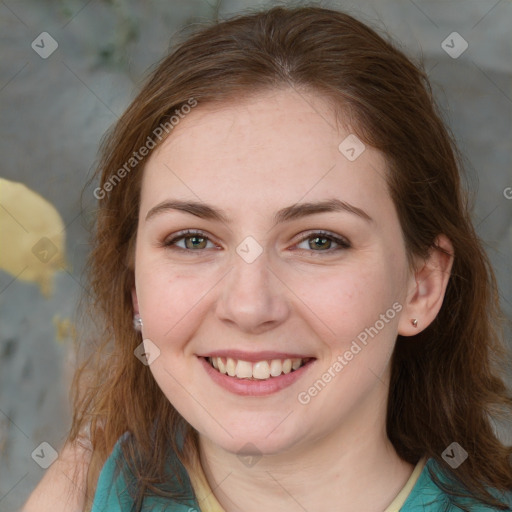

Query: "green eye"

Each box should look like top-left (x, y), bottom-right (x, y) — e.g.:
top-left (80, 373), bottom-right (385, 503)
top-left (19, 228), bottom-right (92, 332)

top-left (163, 229), bottom-right (351, 255)
top-left (164, 230), bottom-right (214, 251)
top-left (296, 232), bottom-right (351, 252)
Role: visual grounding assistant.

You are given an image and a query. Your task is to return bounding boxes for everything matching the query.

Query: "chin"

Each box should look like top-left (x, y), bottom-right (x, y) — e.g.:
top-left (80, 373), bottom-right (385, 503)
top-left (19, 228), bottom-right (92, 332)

top-left (196, 417), bottom-right (308, 457)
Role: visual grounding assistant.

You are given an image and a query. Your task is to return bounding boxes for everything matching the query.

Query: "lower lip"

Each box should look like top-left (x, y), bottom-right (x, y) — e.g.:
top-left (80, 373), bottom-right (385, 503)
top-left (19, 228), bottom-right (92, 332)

top-left (199, 357), bottom-right (315, 396)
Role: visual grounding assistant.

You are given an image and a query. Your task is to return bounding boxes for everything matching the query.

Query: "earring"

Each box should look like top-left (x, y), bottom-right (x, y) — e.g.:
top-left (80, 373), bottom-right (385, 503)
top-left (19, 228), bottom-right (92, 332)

top-left (133, 314), bottom-right (143, 331)
top-left (411, 318), bottom-right (418, 327)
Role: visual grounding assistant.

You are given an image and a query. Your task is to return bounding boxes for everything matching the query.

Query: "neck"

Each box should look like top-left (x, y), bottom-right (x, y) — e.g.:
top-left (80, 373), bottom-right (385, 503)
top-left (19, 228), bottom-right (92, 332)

top-left (197, 375), bottom-right (415, 512)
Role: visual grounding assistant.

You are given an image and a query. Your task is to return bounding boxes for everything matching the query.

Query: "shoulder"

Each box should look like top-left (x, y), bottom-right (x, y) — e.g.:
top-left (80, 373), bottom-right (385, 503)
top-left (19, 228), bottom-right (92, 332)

top-left (401, 458), bottom-right (512, 511)
top-left (21, 438), bottom-right (92, 512)
top-left (91, 432), bottom-right (199, 512)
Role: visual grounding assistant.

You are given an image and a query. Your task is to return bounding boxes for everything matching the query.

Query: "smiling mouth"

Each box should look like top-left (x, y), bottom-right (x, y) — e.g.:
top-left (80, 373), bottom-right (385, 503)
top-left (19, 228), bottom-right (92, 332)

top-left (205, 356), bottom-right (313, 380)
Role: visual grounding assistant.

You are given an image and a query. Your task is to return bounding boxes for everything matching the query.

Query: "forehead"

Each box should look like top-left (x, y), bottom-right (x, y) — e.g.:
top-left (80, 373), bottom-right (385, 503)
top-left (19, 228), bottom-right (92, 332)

top-left (140, 88), bottom-right (391, 221)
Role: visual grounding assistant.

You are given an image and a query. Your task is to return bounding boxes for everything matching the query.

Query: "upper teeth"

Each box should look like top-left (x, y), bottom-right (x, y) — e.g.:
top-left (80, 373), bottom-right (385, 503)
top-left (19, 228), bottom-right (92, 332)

top-left (209, 357), bottom-right (304, 379)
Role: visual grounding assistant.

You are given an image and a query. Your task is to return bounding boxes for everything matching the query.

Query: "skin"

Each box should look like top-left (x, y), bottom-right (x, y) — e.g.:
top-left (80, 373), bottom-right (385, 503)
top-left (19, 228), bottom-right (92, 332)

top-left (132, 87), bottom-right (453, 511)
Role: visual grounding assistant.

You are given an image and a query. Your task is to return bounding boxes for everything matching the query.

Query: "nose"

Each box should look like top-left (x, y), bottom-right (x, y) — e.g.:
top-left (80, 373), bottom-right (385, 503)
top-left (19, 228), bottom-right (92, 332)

top-left (215, 246), bottom-right (291, 334)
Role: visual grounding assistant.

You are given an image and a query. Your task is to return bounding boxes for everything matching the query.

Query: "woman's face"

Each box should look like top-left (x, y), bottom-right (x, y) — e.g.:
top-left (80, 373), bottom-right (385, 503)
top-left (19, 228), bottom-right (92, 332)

top-left (133, 88), bottom-right (413, 455)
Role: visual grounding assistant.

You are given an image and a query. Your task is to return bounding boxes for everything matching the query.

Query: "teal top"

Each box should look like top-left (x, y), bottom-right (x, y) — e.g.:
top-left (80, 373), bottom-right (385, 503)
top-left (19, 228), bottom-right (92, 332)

top-left (91, 433), bottom-right (512, 511)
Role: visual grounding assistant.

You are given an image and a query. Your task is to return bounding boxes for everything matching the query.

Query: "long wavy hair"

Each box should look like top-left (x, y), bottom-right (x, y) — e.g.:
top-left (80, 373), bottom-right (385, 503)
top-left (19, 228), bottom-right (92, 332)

top-left (68, 5), bottom-right (512, 511)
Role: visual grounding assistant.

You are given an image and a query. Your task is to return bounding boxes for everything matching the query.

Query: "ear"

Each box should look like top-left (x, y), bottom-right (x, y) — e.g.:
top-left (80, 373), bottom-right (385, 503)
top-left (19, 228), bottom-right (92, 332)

top-left (398, 234), bottom-right (454, 336)
top-left (131, 286), bottom-right (140, 315)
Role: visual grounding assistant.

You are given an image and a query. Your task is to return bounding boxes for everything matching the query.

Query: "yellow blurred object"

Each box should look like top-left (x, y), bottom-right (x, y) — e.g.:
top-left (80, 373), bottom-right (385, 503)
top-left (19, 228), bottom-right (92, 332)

top-left (0, 177), bottom-right (67, 297)
top-left (53, 315), bottom-right (76, 343)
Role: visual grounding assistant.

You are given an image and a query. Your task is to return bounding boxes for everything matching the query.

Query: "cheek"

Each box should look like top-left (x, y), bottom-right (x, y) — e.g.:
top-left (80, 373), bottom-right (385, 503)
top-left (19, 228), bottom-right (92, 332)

top-left (135, 260), bottom-right (217, 348)
top-left (290, 263), bottom-right (398, 343)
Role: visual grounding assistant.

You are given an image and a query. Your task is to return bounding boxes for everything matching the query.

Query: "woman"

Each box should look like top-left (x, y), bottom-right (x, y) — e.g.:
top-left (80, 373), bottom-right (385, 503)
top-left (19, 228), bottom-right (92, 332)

top-left (23, 5), bottom-right (512, 512)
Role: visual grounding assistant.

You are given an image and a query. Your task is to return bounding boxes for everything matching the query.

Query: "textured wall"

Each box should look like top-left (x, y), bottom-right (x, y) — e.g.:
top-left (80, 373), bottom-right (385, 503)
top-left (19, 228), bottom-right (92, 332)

top-left (0, 1), bottom-right (511, 510)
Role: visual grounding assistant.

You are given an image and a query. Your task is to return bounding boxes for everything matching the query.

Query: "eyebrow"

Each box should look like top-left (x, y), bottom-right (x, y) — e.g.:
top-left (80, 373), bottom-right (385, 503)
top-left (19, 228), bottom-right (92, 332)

top-left (145, 198), bottom-right (373, 226)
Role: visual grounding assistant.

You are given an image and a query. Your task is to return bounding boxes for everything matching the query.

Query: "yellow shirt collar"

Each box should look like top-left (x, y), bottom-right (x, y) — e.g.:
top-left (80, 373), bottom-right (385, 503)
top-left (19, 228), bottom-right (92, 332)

top-left (183, 451), bottom-right (427, 512)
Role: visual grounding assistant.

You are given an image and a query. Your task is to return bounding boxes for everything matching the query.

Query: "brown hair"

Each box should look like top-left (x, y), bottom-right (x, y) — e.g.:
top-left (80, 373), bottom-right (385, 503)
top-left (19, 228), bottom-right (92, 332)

top-left (68, 5), bottom-right (512, 511)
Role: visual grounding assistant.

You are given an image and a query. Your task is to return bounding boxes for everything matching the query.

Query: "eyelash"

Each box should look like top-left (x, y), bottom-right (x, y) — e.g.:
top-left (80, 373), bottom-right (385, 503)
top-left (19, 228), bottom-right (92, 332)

top-left (162, 229), bottom-right (351, 256)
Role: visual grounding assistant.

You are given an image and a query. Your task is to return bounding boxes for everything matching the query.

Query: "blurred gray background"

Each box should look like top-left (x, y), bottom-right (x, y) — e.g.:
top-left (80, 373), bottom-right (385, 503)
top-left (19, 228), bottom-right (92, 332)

top-left (0, 0), bottom-right (511, 510)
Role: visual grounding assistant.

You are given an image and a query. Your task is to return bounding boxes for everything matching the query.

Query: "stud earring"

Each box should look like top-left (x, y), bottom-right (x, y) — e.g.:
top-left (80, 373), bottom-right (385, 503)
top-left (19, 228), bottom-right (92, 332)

top-left (133, 314), bottom-right (143, 331)
top-left (411, 318), bottom-right (418, 327)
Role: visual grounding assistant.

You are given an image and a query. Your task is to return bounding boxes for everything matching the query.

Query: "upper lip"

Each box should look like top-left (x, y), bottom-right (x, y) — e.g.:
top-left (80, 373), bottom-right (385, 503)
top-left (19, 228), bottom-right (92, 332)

top-left (199, 350), bottom-right (315, 362)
